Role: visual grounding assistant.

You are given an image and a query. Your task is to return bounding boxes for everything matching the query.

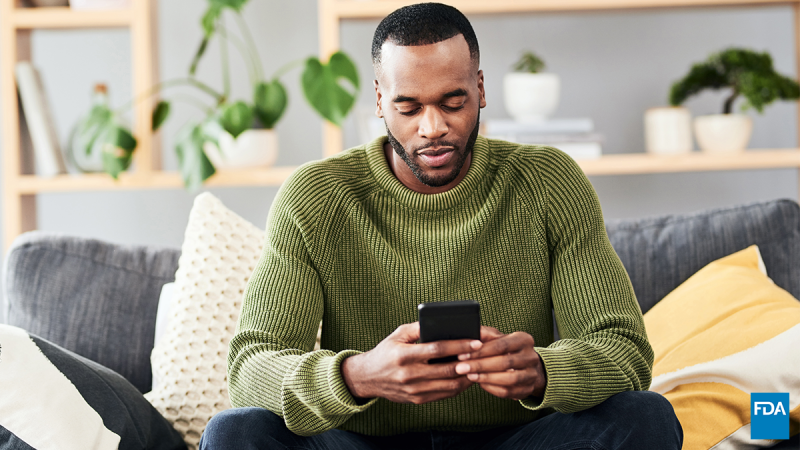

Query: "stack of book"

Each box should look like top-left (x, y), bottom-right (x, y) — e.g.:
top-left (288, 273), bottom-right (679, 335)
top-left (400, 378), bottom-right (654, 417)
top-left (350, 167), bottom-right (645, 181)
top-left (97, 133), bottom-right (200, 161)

top-left (482, 118), bottom-right (603, 160)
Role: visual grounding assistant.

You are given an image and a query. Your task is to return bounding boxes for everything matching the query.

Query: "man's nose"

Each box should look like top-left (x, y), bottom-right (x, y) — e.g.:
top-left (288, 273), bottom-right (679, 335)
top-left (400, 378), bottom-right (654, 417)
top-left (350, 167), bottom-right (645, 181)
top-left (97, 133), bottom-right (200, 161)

top-left (418, 107), bottom-right (448, 140)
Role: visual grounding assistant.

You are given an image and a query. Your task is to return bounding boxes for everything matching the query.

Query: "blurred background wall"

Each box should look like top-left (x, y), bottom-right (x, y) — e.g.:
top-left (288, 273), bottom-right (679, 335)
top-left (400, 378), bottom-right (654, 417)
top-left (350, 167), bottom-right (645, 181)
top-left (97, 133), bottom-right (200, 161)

top-left (0, 0), bottom-right (795, 259)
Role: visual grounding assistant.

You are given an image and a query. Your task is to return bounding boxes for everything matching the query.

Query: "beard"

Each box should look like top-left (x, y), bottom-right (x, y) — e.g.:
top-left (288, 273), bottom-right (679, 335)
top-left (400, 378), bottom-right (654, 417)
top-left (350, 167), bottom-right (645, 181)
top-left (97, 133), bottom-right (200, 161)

top-left (386, 110), bottom-right (480, 188)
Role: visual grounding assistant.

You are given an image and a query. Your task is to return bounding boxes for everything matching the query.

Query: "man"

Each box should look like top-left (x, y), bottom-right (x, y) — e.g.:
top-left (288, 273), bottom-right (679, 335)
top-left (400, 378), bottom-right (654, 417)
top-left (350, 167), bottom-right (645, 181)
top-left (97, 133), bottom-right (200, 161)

top-left (200, 3), bottom-right (683, 449)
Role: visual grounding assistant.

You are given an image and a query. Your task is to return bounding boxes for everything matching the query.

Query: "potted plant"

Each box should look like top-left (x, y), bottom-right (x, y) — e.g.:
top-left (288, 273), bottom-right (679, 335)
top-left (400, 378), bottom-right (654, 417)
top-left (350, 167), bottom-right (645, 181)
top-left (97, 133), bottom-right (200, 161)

top-left (669, 47), bottom-right (799, 153)
top-left (70, 0), bottom-right (359, 189)
top-left (504, 51), bottom-right (560, 122)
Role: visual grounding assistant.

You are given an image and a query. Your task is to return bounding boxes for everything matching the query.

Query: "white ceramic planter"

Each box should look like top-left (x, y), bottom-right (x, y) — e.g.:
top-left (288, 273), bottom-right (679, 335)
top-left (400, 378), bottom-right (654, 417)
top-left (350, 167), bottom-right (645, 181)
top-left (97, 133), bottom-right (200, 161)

top-left (644, 107), bottom-right (693, 155)
top-left (503, 72), bottom-right (560, 122)
top-left (203, 129), bottom-right (278, 169)
top-left (693, 114), bottom-right (753, 154)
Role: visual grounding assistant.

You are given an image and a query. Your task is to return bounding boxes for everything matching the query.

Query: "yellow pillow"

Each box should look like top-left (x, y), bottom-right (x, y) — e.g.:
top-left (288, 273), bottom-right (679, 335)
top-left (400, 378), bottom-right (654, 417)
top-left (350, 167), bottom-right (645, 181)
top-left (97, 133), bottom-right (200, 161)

top-left (645, 245), bottom-right (800, 450)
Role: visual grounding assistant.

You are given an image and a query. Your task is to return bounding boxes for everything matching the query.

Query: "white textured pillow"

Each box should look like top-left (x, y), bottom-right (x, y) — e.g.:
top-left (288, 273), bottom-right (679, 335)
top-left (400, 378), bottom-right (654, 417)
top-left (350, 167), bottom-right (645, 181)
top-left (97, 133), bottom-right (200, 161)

top-left (144, 192), bottom-right (264, 450)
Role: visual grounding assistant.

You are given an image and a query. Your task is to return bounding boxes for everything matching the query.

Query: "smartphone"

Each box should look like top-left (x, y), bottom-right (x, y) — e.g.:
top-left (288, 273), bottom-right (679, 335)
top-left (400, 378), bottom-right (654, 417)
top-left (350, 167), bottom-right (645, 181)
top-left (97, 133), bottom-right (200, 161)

top-left (418, 300), bottom-right (480, 363)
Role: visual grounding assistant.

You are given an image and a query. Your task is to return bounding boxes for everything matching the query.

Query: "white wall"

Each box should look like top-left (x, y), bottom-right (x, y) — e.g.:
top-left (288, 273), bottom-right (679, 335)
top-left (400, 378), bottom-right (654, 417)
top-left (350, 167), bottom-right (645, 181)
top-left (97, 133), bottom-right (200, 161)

top-left (0, 1), bottom-right (796, 261)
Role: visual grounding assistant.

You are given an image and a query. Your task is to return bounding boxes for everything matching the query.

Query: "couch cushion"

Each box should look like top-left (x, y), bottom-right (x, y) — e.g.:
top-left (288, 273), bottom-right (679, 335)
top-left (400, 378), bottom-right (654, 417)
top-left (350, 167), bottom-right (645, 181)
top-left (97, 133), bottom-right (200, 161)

top-left (1, 231), bottom-right (181, 393)
top-left (606, 199), bottom-right (800, 314)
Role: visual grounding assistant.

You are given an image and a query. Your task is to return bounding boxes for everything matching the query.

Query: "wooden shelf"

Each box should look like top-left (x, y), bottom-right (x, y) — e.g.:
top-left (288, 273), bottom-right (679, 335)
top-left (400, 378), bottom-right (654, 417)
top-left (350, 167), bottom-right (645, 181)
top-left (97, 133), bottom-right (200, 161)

top-left (326, 0), bottom-right (797, 19)
top-left (11, 6), bottom-right (133, 29)
top-left (578, 149), bottom-right (800, 176)
top-left (11, 148), bottom-right (800, 195)
top-left (14, 166), bottom-right (300, 194)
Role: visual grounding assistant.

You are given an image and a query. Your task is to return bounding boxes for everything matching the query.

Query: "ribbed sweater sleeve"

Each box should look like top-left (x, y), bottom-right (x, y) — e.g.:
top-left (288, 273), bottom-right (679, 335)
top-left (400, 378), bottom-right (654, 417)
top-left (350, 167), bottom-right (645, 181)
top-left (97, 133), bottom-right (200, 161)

top-left (520, 148), bottom-right (654, 413)
top-left (227, 164), bottom-right (377, 436)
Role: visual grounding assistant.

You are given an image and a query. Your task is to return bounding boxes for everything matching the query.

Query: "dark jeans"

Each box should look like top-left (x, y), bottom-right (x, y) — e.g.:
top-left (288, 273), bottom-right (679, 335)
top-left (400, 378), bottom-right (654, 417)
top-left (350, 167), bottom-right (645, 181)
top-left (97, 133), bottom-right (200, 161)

top-left (200, 391), bottom-right (683, 450)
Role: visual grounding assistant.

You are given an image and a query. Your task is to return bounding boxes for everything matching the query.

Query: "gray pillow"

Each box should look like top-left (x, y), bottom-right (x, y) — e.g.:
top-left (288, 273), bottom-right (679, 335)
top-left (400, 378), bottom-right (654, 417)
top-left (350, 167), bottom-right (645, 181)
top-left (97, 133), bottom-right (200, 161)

top-left (606, 199), bottom-right (800, 314)
top-left (2, 232), bottom-right (181, 393)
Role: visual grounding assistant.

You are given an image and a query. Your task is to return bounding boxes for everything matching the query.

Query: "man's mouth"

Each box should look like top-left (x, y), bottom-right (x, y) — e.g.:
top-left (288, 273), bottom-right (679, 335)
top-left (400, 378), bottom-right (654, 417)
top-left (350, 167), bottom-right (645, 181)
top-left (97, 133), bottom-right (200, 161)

top-left (417, 147), bottom-right (455, 168)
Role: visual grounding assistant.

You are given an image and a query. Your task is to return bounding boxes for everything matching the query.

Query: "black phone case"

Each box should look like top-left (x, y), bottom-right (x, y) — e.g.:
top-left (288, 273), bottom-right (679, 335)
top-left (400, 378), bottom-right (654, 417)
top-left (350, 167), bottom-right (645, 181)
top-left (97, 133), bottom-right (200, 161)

top-left (418, 300), bottom-right (480, 363)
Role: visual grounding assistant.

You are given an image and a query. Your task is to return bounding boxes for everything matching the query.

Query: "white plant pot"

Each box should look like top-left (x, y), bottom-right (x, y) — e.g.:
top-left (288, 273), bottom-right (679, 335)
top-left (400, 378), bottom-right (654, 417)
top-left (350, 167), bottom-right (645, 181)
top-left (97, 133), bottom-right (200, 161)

top-left (644, 107), bottom-right (693, 155)
top-left (203, 129), bottom-right (278, 169)
top-left (693, 114), bottom-right (753, 154)
top-left (503, 72), bottom-right (560, 122)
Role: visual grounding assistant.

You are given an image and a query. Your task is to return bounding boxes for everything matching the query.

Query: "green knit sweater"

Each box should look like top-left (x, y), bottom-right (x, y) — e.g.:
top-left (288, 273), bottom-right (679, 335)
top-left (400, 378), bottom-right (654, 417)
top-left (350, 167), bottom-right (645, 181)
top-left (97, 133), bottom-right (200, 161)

top-left (228, 135), bottom-right (653, 437)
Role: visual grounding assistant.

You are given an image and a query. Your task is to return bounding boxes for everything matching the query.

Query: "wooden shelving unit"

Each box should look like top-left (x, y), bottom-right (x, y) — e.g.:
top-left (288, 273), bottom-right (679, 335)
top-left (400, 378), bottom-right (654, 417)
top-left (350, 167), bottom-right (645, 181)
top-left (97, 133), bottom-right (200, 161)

top-left (0, 0), bottom-right (302, 249)
top-left (316, 0), bottom-right (800, 165)
top-left (2, 0), bottom-right (800, 250)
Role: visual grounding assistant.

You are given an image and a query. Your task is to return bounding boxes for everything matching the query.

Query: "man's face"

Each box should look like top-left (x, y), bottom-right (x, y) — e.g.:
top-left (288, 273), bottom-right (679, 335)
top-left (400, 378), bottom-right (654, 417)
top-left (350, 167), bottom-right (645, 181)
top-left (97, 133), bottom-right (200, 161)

top-left (375, 34), bottom-right (486, 192)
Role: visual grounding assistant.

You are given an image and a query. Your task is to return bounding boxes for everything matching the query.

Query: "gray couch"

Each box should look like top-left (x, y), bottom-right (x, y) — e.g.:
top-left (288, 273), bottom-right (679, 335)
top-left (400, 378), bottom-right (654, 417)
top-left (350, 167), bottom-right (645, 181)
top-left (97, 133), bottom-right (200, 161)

top-left (2, 198), bottom-right (799, 448)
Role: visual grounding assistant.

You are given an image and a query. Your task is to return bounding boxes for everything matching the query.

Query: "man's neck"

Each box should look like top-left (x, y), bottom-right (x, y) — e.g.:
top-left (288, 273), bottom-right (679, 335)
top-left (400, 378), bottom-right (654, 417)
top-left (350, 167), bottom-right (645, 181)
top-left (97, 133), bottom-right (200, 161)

top-left (383, 142), bottom-right (472, 195)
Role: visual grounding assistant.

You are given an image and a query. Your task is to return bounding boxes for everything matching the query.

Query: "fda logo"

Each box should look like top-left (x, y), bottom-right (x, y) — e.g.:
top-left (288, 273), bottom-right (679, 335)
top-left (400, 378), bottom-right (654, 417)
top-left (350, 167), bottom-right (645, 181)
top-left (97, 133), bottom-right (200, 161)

top-left (751, 393), bottom-right (789, 440)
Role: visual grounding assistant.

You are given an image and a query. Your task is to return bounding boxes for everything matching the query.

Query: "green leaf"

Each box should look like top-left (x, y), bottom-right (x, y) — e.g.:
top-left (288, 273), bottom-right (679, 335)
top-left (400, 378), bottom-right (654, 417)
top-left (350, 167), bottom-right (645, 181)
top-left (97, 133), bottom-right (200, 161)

top-left (200, 118), bottom-right (224, 153)
top-left (513, 51), bottom-right (545, 73)
top-left (151, 101), bottom-right (171, 131)
top-left (209, 0), bottom-right (248, 12)
top-left (189, 37), bottom-right (209, 76)
top-left (253, 79), bottom-right (287, 129)
top-left (201, 4), bottom-right (222, 37)
top-left (219, 100), bottom-right (253, 138)
top-left (175, 123), bottom-right (216, 191)
top-left (78, 105), bottom-right (114, 155)
top-left (100, 125), bottom-right (137, 179)
top-left (302, 51), bottom-right (359, 126)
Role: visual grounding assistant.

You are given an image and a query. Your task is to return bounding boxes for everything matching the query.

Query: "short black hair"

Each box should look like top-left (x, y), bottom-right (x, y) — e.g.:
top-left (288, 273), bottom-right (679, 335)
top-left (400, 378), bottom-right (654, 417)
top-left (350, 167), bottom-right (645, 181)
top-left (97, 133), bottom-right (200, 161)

top-left (372, 3), bottom-right (479, 71)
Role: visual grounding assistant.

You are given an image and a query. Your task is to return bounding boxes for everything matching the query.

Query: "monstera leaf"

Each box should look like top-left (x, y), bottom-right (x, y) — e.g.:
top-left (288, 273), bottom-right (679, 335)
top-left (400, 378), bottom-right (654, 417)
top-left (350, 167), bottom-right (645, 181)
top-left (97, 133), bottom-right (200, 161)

top-left (253, 79), bottom-right (287, 129)
top-left (301, 51), bottom-right (359, 126)
top-left (100, 125), bottom-right (137, 179)
top-left (175, 123), bottom-right (216, 191)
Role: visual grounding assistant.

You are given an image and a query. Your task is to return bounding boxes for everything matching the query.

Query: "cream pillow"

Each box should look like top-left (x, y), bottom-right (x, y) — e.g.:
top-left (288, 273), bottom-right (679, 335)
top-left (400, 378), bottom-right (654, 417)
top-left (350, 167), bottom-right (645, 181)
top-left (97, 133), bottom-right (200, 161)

top-left (645, 245), bottom-right (800, 449)
top-left (145, 192), bottom-right (264, 450)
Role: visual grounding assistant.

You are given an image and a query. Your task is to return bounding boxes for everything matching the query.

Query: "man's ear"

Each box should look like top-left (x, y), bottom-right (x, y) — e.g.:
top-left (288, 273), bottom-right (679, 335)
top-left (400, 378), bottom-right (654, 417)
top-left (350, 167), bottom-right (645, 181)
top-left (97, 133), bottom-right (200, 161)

top-left (477, 70), bottom-right (487, 109)
top-left (374, 79), bottom-right (384, 118)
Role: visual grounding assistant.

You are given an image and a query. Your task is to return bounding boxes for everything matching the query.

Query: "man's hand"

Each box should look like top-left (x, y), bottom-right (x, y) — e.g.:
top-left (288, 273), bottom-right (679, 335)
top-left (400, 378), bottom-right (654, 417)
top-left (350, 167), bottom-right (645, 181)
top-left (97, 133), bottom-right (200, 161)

top-left (341, 322), bottom-right (481, 404)
top-left (454, 326), bottom-right (547, 400)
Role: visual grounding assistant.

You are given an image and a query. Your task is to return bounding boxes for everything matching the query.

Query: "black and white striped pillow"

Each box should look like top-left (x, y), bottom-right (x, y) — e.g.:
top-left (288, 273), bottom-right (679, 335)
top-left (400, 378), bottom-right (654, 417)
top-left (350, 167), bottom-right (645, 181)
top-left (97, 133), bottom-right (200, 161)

top-left (0, 325), bottom-right (186, 450)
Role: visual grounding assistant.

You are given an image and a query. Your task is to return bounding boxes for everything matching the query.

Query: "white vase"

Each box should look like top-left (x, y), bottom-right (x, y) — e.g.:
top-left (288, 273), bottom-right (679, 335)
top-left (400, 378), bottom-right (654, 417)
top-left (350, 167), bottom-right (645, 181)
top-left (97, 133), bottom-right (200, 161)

top-left (203, 129), bottom-right (278, 169)
top-left (503, 72), bottom-right (560, 122)
top-left (644, 107), bottom-right (693, 155)
top-left (693, 114), bottom-right (753, 154)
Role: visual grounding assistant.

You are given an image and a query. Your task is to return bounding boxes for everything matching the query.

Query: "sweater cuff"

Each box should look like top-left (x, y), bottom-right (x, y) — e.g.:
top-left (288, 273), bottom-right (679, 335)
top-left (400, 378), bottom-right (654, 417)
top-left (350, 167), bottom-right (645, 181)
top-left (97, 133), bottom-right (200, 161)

top-left (318, 350), bottom-right (379, 414)
top-left (519, 346), bottom-right (579, 412)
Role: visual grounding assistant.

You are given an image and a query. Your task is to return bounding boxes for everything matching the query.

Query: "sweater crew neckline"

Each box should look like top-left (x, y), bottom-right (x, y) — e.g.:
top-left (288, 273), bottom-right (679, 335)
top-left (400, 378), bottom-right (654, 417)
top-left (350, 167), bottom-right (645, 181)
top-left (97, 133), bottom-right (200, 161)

top-left (365, 135), bottom-right (491, 212)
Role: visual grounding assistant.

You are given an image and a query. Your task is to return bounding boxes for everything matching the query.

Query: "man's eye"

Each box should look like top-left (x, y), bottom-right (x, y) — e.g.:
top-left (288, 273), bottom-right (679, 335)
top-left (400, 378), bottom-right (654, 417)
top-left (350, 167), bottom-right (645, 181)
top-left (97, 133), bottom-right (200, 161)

top-left (398, 108), bottom-right (420, 116)
top-left (443, 103), bottom-right (465, 111)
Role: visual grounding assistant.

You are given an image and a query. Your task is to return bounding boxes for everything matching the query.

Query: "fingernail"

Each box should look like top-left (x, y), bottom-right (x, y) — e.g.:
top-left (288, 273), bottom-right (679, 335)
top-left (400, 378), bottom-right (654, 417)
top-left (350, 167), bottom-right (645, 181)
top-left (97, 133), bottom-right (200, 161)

top-left (470, 340), bottom-right (482, 350)
top-left (455, 363), bottom-right (470, 374)
top-left (458, 353), bottom-right (470, 361)
top-left (467, 373), bottom-right (478, 381)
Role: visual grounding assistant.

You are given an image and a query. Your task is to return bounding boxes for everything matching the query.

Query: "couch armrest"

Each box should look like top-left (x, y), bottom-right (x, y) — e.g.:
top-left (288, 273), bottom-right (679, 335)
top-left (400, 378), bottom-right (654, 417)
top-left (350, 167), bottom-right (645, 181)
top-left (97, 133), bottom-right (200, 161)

top-left (2, 231), bottom-right (180, 393)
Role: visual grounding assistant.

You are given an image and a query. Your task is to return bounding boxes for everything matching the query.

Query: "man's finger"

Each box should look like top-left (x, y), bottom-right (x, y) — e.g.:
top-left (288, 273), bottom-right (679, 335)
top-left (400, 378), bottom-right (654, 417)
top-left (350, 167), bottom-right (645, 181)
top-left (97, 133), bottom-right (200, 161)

top-left (455, 352), bottom-right (527, 375)
top-left (465, 332), bottom-right (534, 360)
top-left (400, 377), bottom-right (472, 396)
top-left (480, 326), bottom-right (504, 341)
top-left (477, 382), bottom-right (530, 401)
top-left (390, 322), bottom-right (421, 343)
top-left (413, 338), bottom-right (481, 362)
top-left (464, 368), bottom-right (535, 385)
